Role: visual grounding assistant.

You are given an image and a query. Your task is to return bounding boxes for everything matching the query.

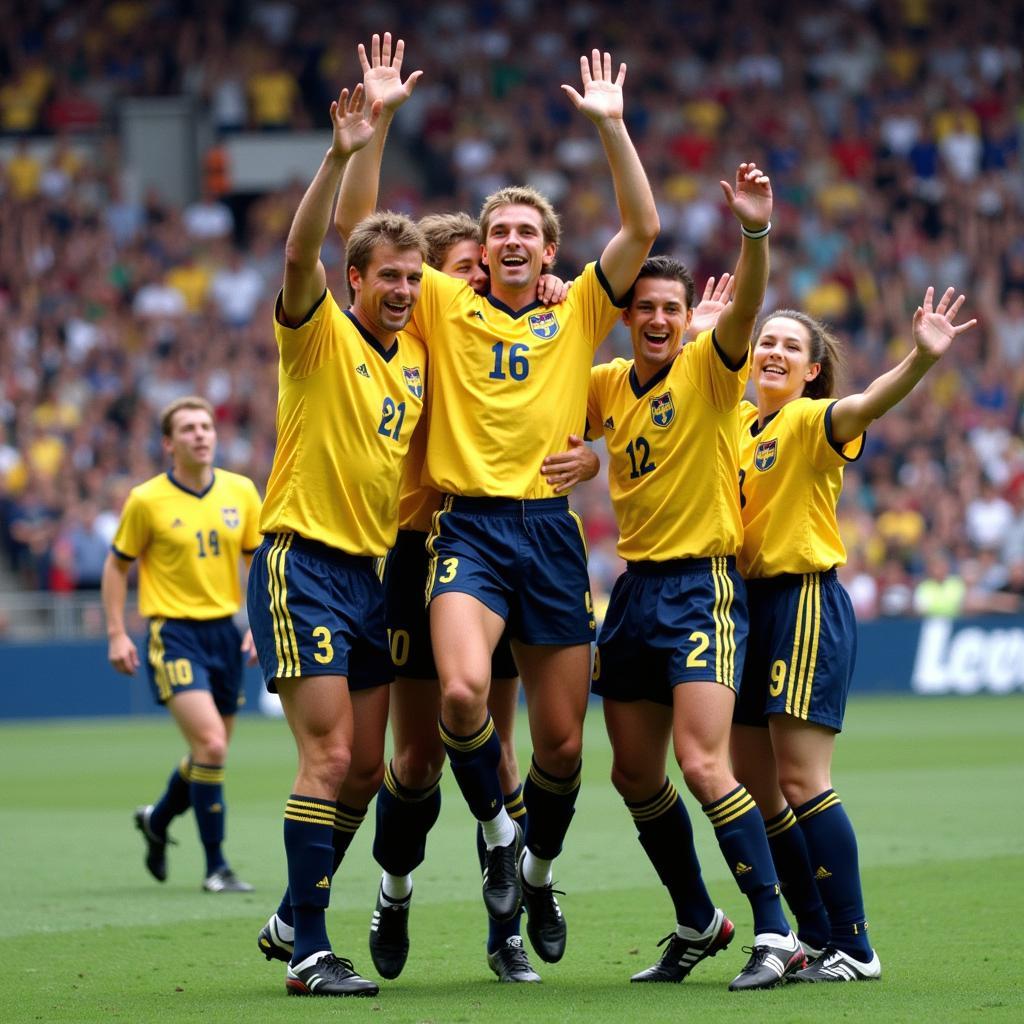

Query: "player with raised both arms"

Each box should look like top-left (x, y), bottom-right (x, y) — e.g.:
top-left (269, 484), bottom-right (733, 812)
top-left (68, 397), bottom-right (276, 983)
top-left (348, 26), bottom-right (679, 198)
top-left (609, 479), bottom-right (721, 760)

top-left (730, 286), bottom-right (976, 983)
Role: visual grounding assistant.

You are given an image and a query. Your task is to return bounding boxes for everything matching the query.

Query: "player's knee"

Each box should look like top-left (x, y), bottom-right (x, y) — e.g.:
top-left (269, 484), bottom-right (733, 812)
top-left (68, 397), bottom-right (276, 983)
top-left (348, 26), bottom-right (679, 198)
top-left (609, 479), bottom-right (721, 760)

top-left (303, 742), bottom-right (352, 792)
top-left (776, 769), bottom-right (825, 809)
top-left (440, 679), bottom-right (488, 731)
top-left (193, 731), bottom-right (228, 765)
top-left (393, 744), bottom-right (445, 789)
top-left (678, 753), bottom-right (727, 805)
top-left (345, 756), bottom-right (386, 805)
top-left (609, 759), bottom-right (658, 802)
top-left (534, 732), bottom-right (582, 778)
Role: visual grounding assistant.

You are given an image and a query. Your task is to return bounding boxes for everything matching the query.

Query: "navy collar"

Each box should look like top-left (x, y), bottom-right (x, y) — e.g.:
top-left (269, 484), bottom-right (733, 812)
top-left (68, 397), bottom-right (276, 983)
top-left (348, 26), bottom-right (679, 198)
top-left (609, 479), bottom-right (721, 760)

top-left (484, 294), bottom-right (544, 319)
top-left (629, 354), bottom-right (678, 399)
top-left (167, 470), bottom-right (215, 498)
top-left (750, 409), bottom-right (781, 437)
top-left (343, 309), bottom-right (398, 362)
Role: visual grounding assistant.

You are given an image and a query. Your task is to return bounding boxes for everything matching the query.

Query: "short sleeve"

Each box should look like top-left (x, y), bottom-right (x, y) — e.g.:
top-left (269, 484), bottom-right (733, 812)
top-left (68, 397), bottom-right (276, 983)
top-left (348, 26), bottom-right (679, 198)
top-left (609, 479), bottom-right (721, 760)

top-left (794, 399), bottom-right (865, 471)
top-left (681, 329), bottom-right (749, 412)
top-left (111, 489), bottom-right (149, 560)
top-left (273, 288), bottom-right (341, 378)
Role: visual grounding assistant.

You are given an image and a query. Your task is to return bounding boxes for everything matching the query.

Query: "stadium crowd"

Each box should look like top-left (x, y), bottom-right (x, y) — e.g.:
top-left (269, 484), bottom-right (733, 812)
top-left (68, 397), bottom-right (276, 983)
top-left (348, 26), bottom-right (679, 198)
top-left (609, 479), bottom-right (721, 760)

top-left (1, 0), bottom-right (1023, 621)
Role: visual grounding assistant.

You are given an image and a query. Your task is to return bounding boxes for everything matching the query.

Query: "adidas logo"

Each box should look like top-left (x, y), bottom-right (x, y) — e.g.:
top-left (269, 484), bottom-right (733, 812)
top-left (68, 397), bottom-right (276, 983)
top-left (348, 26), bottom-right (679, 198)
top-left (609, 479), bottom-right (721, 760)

top-left (734, 862), bottom-right (753, 876)
top-left (815, 866), bottom-right (832, 880)
top-left (470, 310), bottom-right (484, 319)
top-left (170, 518), bottom-right (184, 528)
top-left (356, 363), bottom-right (370, 378)
top-left (604, 417), bottom-right (615, 429)
top-left (315, 875), bottom-right (331, 889)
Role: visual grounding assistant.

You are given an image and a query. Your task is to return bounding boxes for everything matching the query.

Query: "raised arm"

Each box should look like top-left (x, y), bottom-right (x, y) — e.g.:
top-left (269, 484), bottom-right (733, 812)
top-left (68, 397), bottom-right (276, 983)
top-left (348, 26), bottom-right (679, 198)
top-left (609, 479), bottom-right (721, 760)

top-left (281, 85), bottom-right (380, 324)
top-left (830, 286), bottom-right (976, 445)
top-left (334, 32), bottom-right (422, 241)
top-left (713, 163), bottom-right (773, 365)
top-left (562, 50), bottom-right (659, 299)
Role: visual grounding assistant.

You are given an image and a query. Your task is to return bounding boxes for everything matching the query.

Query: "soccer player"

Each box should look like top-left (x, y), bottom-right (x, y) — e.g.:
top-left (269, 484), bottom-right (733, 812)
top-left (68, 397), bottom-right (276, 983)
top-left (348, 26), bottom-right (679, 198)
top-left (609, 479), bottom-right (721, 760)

top-left (587, 165), bottom-right (807, 991)
top-left (101, 396), bottom-right (261, 894)
top-left (730, 287), bottom-right (976, 983)
top-left (246, 84), bottom-right (428, 998)
top-left (364, 210), bottom-right (599, 984)
top-left (336, 35), bottom-right (659, 967)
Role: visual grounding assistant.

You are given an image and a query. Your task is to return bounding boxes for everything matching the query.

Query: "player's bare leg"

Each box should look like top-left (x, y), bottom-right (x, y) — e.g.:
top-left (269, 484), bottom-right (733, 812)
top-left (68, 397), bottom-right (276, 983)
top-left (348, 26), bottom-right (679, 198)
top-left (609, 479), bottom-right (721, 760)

top-left (432, 593), bottom-right (521, 919)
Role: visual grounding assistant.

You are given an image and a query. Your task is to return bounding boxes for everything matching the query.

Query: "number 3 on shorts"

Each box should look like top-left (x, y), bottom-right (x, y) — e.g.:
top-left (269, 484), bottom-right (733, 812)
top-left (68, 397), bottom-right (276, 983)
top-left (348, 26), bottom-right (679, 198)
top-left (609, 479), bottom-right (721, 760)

top-left (438, 557), bottom-right (459, 584)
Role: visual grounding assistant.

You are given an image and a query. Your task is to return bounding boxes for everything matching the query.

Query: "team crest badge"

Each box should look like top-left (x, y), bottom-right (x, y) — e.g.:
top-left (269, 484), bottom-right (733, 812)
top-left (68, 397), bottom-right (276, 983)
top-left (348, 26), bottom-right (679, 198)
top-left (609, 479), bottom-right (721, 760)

top-left (755, 438), bottom-right (778, 471)
top-left (528, 311), bottom-right (559, 339)
top-left (221, 507), bottom-right (240, 528)
top-left (650, 391), bottom-right (675, 427)
top-left (403, 365), bottom-right (423, 398)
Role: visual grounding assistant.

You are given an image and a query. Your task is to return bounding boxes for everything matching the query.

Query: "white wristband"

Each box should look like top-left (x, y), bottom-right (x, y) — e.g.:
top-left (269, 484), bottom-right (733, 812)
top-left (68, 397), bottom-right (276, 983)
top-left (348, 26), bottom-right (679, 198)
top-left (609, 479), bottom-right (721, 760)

top-left (741, 221), bottom-right (771, 239)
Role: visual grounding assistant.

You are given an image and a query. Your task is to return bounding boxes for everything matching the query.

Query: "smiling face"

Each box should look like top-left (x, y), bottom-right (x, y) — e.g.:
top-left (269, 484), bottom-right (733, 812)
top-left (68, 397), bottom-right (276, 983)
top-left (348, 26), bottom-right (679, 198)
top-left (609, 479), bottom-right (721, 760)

top-left (349, 242), bottom-right (423, 340)
top-left (752, 315), bottom-right (821, 407)
top-left (439, 238), bottom-right (489, 295)
top-left (164, 407), bottom-right (216, 473)
top-left (481, 203), bottom-right (556, 302)
top-left (623, 276), bottom-right (693, 380)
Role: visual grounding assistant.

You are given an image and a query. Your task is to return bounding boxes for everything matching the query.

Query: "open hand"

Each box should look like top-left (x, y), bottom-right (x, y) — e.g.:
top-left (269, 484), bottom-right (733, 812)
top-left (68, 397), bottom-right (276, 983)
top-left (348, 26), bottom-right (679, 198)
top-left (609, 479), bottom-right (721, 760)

top-left (720, 162), bottom-right (772, 232)
top-left (329, 84), bottom-right (382, 158)
top-left (562, 50), bottom-right (626, 124)
top-left (912, 286), bottom-right (976, 360)
top-left (357, 32), bottom-right (422, 113)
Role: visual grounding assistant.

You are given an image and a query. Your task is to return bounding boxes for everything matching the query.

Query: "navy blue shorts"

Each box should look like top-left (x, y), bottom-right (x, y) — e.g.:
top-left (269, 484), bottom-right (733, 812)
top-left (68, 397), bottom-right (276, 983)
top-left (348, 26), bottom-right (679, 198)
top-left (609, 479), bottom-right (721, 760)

top-left (247, 533), bottom-right (393, 692)
top-left (734, 569), bottom-right (856, 732)
top-left (145, 616), bottom-right (244, 716)
top-left (426, 497), bottom-right (595, 646)
top-left (594, 557), bottom-right (748, 706)
top-left (384, 529), bottom-right (518, 679)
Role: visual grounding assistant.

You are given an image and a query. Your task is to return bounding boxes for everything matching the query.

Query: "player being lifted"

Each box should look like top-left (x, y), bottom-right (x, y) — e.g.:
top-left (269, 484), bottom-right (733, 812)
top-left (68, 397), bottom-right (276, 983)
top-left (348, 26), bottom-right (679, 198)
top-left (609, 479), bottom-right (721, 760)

top-left (336, 34), bottom-right (658, 967)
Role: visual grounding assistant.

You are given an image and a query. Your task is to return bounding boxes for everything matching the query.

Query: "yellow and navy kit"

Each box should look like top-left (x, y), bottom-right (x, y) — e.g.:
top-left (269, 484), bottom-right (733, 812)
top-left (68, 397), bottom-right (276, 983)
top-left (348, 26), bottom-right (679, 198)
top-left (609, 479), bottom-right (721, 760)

top-left (593, 556), bottom-right (748, 702)
top-left (408, 262), bottom-right (622, 498)
top-left (381, 528), bottom-right (518, 680)
top-left (144, 616), bottom-right (246, 714)
top-left (397, 415), bottom-right (440, 533)
top-left (737, 398), bottom-right (864, 578)
top-left (735, 569), bottom-right (857, 731)
top-left (259, 289), bottom-right (428, 556)
top-left (587, 329), bottom-right (747, 562)
top-left (111, 469), bottom-right (261, 619)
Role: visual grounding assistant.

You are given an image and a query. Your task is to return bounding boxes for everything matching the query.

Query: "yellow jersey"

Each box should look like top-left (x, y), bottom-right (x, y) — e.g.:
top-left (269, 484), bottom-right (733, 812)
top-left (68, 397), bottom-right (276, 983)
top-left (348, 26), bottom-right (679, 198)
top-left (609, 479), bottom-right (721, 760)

top-left (259, 289), bottom-right (428, 556)
top-left (738, 398), bottom-right (864, 578)
top-left (407, 262), bottom-right (621, 498)
top-left (112, 469), bottom-right (262, 619)
top-left (587, 330), bottom-right (747, 561)
top-left (397, 414), bottom-right (441, 533)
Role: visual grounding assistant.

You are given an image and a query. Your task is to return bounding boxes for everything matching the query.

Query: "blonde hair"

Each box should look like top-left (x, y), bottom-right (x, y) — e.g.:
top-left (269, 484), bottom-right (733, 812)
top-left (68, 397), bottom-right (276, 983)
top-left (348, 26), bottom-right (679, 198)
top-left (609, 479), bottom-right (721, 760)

top-left (478, 185), bottom-right (561, 250)
top-left (346, 211), bottom-right (427, 301)
top-left (418, 212), bottom-right (480, 270)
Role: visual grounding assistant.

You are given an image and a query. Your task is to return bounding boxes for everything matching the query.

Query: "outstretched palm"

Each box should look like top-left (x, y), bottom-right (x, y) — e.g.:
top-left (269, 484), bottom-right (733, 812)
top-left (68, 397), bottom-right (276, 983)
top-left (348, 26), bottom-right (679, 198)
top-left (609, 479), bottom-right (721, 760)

top-left (330, 85), bottom-right (379, 158)
top-left (913, 286), bottom-right (976, 359)
top-left (562, 49), bottom-right (625, 123)
top-left (689, 273), bottom-right (735, 337)
top-left (720, 163), bottom-right (773, 231)
top-left (358, 31), bottom-right (422, 113)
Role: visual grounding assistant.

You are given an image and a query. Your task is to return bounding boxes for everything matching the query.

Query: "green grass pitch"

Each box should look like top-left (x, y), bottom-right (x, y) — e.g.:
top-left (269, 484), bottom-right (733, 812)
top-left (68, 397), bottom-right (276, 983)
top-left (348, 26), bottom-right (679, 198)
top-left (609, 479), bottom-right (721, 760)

top-left (1, 694), bottom-right (1021, 1023)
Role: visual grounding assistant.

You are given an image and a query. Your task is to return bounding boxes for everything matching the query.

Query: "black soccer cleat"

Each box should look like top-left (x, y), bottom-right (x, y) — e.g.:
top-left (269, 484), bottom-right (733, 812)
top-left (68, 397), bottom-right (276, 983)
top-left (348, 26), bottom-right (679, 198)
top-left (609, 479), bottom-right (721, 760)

top-left (518, 849), bottom-right (567, 964)
top-left (631, 909), bottom-right (735, 982)
top-left (791, 946), bottom-right (881, 982)
top-left (202, 867), bottom-right (254, 893)
top-left (482, 821), bottom-right (522, 922)
top-left (728, 932), bottom-right (806, 991)
top-left (286, 953), bottom-right (379, 997)
top-left (134, 805), bottom-right (176, 883)
top-left (258, 915), bottom-right (293, 963)
top-left (368, 884), bottom-right (411, 980)
top-left (487, 935), bottom-right (542, 983)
